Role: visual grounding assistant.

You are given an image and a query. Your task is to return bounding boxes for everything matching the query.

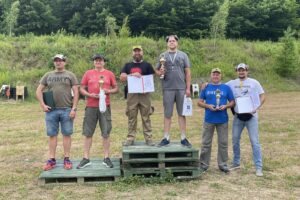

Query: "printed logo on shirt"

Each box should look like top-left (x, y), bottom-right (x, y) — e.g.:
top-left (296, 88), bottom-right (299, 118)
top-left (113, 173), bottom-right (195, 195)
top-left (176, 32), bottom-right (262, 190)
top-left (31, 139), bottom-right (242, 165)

top-left (130, 67), bottom-right (142, 74)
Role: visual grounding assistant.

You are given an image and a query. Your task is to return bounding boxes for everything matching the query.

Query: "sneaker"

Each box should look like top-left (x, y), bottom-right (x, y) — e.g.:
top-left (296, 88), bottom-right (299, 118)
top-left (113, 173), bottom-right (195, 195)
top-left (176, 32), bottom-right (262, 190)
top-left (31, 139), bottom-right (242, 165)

top-left (145, 140), bottom-right (155, 146)
top-left (181, 138), bottom-right (192, 148)
top-left (256, 169), bottom-right (263, 177)
top-left (123, 140), bottom-right (134, 146)
top-left (76, 158), bottom-right (91, 169)
top-left (103, 157), bottom-right (113, 168)
top-left (199, 163), bottom-right (208, 173)
top-left (229, 163), bottom-right (240, 171)
top-left (219, 165), bottom-right (230, 174)
top-left (64, 158), bottom-right (73, 170)
top-left (157, 138), bottom-right (170, 147)
top-left (43, 159), bottom-right (56, 171)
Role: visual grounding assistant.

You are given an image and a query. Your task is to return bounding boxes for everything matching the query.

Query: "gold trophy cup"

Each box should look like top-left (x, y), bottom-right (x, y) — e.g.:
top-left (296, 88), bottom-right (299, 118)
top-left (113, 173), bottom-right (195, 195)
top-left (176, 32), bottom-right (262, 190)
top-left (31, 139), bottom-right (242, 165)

top-left (99, 76), bottom-right (104, 90)
top-left (215, 89), bottom-right (221, 109)
top-left (159, 56), bottom-right (166, 79)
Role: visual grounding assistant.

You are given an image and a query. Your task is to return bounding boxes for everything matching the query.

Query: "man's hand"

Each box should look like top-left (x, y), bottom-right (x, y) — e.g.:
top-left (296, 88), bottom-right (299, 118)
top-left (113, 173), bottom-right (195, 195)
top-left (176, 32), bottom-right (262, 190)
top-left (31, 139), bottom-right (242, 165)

top-left (131, 72), bottom-right (142, 78)
top-left (103, 88), bottom-right (110, 94)
top-left (89, 93), bottom-right (99, 98)
top-left (207, 104), bottom-right (217, 111)
top-left (185, 88), bottom-right (191, 97)
top-left (69, 110), bottom-right (76, 119)
top-left (218, 105), bottom-right (227, 111)
top-left (41, 104), bottom-right (51, 112)
top-left (159, 67), bottom-right (165, 76)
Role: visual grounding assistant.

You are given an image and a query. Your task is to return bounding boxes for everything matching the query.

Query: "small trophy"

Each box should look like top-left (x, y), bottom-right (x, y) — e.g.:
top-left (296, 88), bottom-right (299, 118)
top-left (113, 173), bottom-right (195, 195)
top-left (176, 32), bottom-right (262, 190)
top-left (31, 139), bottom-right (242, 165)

top-left (99, 76), bottom-right (104, 89)
top-left (215, 89), bottom-right (221, 109)
top-left (159, 56), bottom-right (166, 79)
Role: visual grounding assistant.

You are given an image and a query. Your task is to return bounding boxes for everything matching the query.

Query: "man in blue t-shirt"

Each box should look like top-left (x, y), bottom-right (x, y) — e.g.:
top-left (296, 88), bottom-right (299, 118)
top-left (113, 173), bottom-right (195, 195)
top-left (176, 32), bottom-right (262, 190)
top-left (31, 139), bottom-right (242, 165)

top-left (198, 68), bottom-right (235, 173)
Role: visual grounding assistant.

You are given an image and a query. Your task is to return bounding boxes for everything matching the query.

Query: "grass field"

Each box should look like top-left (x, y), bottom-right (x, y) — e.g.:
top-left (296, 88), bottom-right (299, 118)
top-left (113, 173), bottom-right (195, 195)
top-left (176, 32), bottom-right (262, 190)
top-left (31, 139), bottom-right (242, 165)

top-left (0, 92), bottom-right (299, 200)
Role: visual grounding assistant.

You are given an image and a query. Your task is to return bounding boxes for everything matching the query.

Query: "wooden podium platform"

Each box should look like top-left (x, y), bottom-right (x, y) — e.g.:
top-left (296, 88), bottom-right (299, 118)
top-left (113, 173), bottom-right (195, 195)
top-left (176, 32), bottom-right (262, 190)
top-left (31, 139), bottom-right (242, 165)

top-left (39, 158), bottom-right (121, 184)
top-left (122, 142), bottom-right (201, 180)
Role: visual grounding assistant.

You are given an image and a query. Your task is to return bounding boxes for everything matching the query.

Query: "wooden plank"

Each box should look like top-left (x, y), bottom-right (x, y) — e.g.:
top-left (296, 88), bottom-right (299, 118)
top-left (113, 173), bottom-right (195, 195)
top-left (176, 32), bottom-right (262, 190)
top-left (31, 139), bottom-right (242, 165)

top-left (122, 157), bottom-right (199, 163)
top-left (123, 141), bottom-right (198, 153)
top-left (39, 158), bottom-right (121, 180)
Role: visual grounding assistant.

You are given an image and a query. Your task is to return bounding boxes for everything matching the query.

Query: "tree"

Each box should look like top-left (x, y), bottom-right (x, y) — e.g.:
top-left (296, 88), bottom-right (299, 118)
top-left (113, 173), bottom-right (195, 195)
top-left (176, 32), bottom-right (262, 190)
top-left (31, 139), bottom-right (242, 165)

top-left (4, 0), bottom-right (20, 36)
top-left (105, 15), bottom-right (118, 38)
top-left (210, 0), bottom-right (230, 48)
top-left (119, 16), bottom-right (131, 38)
top-left (276, 27), bottom-right (298, 77)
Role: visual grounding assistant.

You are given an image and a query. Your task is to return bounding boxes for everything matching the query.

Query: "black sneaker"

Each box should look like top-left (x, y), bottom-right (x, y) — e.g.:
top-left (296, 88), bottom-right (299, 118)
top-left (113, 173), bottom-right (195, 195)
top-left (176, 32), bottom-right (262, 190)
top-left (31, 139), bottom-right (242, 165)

top-left (103, 157), bottom-right (113, 168)
top-left (76, 158), bottom-right (91, 169)
top-left (229, 163), bottom-right (240, 171)
top-left (181, 138), bottom-right (192, 148)
top-left (157, 138), bottom-right (170, 147)
top-left (219, 165), bottom-right (230, 174)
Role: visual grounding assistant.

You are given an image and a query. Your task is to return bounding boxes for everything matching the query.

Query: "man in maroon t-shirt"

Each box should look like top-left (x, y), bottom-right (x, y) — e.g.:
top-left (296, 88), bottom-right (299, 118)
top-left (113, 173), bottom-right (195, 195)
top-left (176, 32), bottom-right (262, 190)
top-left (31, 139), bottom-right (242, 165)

top-left (77, 54), bottom-right (118, 169)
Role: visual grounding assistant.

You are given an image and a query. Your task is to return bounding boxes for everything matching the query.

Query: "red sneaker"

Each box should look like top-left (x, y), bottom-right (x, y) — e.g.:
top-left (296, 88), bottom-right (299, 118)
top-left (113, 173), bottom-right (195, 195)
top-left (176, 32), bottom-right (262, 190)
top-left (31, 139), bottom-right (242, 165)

top-left (64, 159), bottom-right (73, 170)
top-left (43, 160), bottom-right (56, 171)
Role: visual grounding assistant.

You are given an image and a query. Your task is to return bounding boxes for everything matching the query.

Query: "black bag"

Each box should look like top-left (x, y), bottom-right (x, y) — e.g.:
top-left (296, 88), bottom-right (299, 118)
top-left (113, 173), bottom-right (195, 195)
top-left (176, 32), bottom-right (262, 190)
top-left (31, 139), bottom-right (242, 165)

top-left (237, 113), bottom-right (253, 121)
top-left (231, 108), bottom-right (253, 121)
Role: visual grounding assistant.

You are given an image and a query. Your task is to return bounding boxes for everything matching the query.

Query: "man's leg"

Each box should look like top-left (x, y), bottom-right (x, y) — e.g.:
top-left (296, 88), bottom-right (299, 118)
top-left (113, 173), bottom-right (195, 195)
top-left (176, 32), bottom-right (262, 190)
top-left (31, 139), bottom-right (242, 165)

top-left (175, 90), bottom-right (188, 140)
top-left (216, 123), bottom-right (229, 170)
top-left (126, 94), bottom-right (139, 142)
top-left (246, 117), bottom-right (263, 170)
top-left (162, 90), bottom-right (176, 140)
top-left (63, 135), bottom-right (71, 158)
top-left (232, 116), bottom-right (245, 167)
top-left (178, 116), bottom-right (186, 139)
top-left (199, 122), bottom-right (215, 169)
top-left (103, 136), bottom-right (110, 158)
top-left (83, 136), bottom-right (93, 159)
top-left (48, 136), bottom-right (58, 159)
top-left (139, 93), bottom-right (153, 143)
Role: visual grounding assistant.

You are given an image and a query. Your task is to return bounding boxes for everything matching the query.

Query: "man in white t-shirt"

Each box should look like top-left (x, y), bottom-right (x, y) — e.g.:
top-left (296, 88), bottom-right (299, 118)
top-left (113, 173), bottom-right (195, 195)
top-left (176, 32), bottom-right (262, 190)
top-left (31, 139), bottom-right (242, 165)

top-left (226, 63), bottom-right (266, 177)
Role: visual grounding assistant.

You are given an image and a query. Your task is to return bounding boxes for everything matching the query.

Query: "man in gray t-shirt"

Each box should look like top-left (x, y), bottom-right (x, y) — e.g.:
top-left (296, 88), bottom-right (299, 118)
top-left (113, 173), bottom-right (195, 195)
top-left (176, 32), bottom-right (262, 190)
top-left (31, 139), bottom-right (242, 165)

top-left (36, 54), bottom-right (79, 171)
top-left (155, 35), bottom-right (192, 147)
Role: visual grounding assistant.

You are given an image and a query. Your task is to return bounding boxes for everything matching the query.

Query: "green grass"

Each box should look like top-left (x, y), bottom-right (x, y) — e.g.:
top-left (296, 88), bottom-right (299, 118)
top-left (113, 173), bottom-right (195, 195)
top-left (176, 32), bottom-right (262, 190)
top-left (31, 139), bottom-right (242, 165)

top-left (0, 92), bottom-right (299, 199)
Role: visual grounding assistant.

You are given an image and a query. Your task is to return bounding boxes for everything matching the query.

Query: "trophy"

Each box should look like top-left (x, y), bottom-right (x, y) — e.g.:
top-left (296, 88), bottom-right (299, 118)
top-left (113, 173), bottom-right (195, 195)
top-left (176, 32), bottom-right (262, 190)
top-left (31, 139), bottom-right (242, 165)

top-left (99, 76), bottom-right (104, 89)
top-left (159, 56), bottom-right (166, 79)
top-left (98, 75), bottom-right (106, 113)
top-left (215, 89), bottom-right (221, 109)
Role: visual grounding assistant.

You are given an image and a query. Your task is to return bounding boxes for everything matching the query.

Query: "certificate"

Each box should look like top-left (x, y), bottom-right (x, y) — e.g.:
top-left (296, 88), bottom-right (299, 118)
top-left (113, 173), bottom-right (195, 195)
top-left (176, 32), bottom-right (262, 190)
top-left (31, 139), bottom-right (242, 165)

top-left (235, 96), bottom-right (255, 114)
top-left (128, 75), bottom-right (155, 93)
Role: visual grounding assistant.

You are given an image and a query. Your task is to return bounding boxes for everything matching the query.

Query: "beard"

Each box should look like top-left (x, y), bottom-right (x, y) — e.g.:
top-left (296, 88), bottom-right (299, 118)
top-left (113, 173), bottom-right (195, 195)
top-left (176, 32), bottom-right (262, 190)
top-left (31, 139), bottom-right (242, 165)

top-left (133, 55), bottom-right (143, 62)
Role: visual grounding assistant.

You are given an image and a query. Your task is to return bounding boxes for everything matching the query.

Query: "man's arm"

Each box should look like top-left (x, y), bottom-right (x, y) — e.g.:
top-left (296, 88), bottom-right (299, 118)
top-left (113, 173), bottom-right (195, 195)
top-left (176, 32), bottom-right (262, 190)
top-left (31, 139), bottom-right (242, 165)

top-left (80, 85), bottom-right (99, 99)
top-left (257, 93), bottom-right (265, 110)
top-left (69, 85), bottom-right (79, 119)
top-left (36, 84), bottom-right (51, 112)
top-left (185, 67), bottom-right (191, 97)
top-left (198, 99), bottom-right (216, 111)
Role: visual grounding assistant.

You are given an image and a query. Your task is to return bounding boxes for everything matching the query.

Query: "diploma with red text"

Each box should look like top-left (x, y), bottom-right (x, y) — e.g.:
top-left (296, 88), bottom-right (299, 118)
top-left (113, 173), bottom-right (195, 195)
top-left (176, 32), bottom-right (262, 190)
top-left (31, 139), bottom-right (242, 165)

top-left (127, 75), bottom-right (155, 93)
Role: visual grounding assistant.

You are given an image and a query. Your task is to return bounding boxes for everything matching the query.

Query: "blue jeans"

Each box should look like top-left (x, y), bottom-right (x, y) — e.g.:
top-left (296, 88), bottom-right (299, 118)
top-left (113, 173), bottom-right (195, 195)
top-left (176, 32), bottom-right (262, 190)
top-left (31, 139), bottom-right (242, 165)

top-left (45, 108), bottom-right (73, 136)
top-left (232, 115), bottom-right (262, 170)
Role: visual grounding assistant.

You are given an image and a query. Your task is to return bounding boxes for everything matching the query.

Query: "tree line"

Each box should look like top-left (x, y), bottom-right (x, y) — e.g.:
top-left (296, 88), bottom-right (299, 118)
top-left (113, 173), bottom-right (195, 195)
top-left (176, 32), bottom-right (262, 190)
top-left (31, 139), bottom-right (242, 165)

top-left (0, 0), bottom-right (299, 41)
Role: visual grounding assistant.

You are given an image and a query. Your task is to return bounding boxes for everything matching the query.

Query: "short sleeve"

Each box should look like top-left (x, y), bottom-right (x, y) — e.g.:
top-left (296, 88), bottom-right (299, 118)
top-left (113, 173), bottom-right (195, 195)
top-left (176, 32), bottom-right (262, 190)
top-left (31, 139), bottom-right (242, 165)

top-left (121, 64), bottom-right (128, 74)
top-left (110, 72), bottom-right (117, 87)
top-left (69, 72), bottom-right (79, 86)
top-left (183, 53), bottom-right (191, 68)
top-left (81, 71), bottom-right (89, 86)
top-left (147, 63), bottom-right (155, 74)
top-left (255, 81), bottom-right (264, 95)
top-left (227, 86), bottom-right (235, 101)
top-left (39, 73), bottom-right (49, 86)
top-left (199, 88), bottom-right (206, 100)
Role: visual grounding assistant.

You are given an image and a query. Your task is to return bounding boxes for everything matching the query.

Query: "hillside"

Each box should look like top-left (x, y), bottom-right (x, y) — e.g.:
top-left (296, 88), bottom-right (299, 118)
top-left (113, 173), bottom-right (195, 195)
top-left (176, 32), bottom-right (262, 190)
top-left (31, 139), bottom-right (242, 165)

top-left (0, 34), bottom-right (299, 97)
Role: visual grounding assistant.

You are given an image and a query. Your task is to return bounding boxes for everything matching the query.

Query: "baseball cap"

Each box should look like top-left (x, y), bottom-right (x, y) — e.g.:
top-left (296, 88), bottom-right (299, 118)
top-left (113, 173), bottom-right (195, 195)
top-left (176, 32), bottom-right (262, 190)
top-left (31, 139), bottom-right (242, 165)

top-left (211, 68), bottom-right (222, 73)
top-left (236, 63), bottom-right (249, 70)
top-left (92, 54), bottom-right (105, 61)
top-left (53, 54), bottom-right (66, 61)
top-left (132, 45), bottom-right (143, 51)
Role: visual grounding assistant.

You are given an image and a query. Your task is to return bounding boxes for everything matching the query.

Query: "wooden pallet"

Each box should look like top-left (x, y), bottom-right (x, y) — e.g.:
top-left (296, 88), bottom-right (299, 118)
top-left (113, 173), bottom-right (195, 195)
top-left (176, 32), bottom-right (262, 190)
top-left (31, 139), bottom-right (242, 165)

top-left (122, 141), bottom-right (201, 179)
top-left (39, 158), bottom-right (121, 184)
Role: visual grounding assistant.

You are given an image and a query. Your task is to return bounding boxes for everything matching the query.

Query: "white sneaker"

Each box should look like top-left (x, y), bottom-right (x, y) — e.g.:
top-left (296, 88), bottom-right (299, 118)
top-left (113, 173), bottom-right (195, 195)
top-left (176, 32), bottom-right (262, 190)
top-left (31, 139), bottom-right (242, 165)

top-left (256, 169), bottom-right (263, 177)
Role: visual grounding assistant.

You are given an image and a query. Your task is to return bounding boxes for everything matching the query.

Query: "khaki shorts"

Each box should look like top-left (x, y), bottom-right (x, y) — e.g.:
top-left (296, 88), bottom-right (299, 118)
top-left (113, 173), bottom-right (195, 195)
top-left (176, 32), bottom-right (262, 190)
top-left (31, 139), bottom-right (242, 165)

top-left (82, 107), bottom-right (112, 138)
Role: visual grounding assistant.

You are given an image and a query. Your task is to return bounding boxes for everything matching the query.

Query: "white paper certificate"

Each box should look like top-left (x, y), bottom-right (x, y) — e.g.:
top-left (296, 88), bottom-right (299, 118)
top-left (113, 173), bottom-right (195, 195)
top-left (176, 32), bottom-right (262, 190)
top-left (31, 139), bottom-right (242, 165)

top-left (235, 96), bottom-right (255, 114)
top-left (128, 75), bottom-right (155, 93)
